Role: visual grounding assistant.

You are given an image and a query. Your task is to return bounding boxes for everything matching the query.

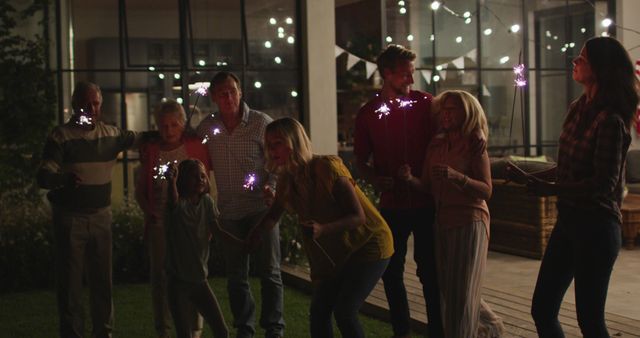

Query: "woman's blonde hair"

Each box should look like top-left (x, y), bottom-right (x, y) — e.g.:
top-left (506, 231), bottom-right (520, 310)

top-left (153, 99), bottom-right (187, 126)
top-left (264, 117), bottom-right (313, 174)
top-left (434, 90), bottom-right (489, 139)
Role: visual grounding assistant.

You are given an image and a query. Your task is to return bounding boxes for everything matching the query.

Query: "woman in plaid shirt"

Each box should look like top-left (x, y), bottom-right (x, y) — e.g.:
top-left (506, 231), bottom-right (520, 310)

top-left (508, 37), bottom-right (639, 337)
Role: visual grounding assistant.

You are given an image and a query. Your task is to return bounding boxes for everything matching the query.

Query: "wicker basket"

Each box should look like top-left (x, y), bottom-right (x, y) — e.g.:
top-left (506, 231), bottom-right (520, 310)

top-left (488, 179), bottom-right (558, 259)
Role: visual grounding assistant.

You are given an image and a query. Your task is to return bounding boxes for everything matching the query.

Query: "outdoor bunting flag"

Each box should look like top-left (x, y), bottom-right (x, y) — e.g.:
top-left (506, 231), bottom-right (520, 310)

top-left (482, 84), bottom-right (491, 97)
top-left (421, 70), bottom-right (432, 84)
top-left (335, 45), bottom-right (345, 58)
top-left (466, 48), bottom-right (477, 63)
top-left (451, 56), bottom-right (465, 69)
top-left (365, 61), bottom-right (377, 79)
top-left (346, 52), bottom-right (360, 70)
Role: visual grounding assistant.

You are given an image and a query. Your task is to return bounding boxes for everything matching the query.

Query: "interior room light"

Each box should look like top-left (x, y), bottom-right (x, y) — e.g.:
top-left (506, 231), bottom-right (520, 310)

top-left (430, 1), bottom-right (441, 10)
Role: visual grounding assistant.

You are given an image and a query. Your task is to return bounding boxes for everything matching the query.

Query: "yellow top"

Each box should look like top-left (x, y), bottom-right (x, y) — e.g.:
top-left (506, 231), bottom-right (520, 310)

top-left (279, 155), bottom-right (394, 281)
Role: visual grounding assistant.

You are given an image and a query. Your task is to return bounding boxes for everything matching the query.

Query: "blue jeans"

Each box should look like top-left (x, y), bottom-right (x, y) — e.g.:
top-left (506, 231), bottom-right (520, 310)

top-left (218, 211), bottom-right (285, 338)
top-left (381, 208), bottom-right (442, 337)
top-left (531, 205), bottom-right (621, 338)
top-left (309, 258), bottom-right (390, 338)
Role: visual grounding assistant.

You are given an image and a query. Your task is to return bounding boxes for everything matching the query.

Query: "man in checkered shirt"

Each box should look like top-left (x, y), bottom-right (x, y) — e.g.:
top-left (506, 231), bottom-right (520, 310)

top-left (197, 72), bottom-right (284, 338)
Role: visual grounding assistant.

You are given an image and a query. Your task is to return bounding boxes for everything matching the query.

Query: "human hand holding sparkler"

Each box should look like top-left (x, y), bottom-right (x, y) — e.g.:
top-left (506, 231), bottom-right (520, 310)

top-left (397, 164), bottom-right (414, 181)
top-left (432, 164), bottom-right (465, 185)
top-left (301, 220), bottom-right (322, 240)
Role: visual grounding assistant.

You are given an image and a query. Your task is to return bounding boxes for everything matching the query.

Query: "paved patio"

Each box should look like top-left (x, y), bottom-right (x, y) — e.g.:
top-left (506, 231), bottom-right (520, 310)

top-left (281, 237), bottom-right (640, 337)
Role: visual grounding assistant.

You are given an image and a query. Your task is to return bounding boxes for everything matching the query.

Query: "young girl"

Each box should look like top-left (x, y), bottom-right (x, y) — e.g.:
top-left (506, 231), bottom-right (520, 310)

top-left (165, 159), bottom-right (232, 338)
top-left (248, 117), bottom-right (393, 338)
top-left (135, 99), bottom-right (211, 338)
top-left (399, 90), bottom-right (504, 337)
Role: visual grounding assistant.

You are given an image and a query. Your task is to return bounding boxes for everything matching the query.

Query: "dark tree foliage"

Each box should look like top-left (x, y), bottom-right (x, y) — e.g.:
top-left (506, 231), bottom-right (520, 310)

top-left (0, 0), bottom-right (56, 199)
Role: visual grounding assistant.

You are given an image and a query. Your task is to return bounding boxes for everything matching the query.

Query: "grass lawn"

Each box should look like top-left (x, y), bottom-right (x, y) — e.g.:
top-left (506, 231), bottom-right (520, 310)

top-left (0, 277), bottom-right (407, 337)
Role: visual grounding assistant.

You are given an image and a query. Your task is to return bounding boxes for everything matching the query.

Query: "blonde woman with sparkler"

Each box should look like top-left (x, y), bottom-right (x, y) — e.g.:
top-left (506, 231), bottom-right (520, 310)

top-left (247, 117), bottom-right (393, 338)
top-left (399, 90), bottom-right (504, 338)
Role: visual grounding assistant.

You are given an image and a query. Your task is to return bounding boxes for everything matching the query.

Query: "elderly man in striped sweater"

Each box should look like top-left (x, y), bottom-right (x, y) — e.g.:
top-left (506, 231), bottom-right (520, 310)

top-left (37, 82), bottom-right (143, 338)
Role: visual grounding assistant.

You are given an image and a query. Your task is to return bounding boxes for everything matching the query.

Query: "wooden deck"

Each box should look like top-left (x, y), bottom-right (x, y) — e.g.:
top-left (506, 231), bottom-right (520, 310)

top-left (281, 258), bottom-right (640, 337)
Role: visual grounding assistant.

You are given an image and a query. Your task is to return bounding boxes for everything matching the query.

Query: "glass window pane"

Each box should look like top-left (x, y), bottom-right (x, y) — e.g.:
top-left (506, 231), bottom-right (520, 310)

top-left (434, 0), bottom-right (477, 71)
top-left (246, 1), bottom-right (299, 68)
top-left (480, 0), bottom-right (523, 69)
top-left (481, 70), bottom-right (526, 154)
top-left (190, 0), bottom-right (242, 67)
top-left (71, 0), bottom-right (119, 70)
top-left (125, 0), bottom-right (180, 67)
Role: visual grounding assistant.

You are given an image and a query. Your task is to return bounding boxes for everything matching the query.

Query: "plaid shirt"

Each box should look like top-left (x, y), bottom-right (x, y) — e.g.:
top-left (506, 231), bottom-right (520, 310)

top-left (556, 95), bottom-right (631, 220)
top-left (197, 102), bottom-right (273, 220)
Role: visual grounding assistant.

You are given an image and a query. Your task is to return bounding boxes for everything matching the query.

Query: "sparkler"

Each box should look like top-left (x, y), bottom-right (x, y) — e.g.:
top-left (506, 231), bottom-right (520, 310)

top-left (201, 127), bottom-right (221, 144)
top-left (152, 160), bottom-right (178, 180)
top-left (513, 64), bottom-right (527, 87)
top-left (375, 103), bottom-right (391, 119)
top-left (243, 173), bottom-right (257, 190)
top-left (75, 109), bottom-right (93, 126)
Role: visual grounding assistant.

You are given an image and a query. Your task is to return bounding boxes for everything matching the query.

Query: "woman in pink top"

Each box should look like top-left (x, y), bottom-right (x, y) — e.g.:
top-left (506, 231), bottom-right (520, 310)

top-left (399, 90), bottom-right (504, 337)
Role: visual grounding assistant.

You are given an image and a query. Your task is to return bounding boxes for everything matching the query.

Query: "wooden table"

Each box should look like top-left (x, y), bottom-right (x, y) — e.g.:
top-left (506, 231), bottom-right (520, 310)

top-left (621, 193), bottom-right (640, 249)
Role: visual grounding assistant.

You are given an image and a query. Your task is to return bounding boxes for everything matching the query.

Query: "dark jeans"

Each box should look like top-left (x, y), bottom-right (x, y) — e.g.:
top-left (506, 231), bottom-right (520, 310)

top-left (309, 258), bottom-right (390, 338)
top-left (531, 205), bottom-right (621, 338)
top-left (380, 208), bottom-right (442, 337)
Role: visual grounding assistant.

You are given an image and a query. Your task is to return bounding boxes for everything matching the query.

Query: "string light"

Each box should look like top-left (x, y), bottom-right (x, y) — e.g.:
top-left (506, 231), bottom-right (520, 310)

top-left (399, 7), bottom-right (407, 14)
top-left (287, 36), bottom-right (295, 44)
top-left (148, 66), bottom-right (155, 71)
top-left (430, 1), bottom-right (441, 11)
top-left (198, 59), bottom-right (206, 66)
top-left (285, 17), bottom-right (293, 24)
top-left (264, 41), bottom-right (272, 48)
top-left (254, 81), bottom-right (262, 89)
top-left (484, 28), bottom-right (493, 36)
top-left (601, 18), bottom-right (613, 27)
top-left (274, 56), bottom-right (282, 64)
top-left (510, 24), bottom-right (520, 33)
top-left (291, 90), bottom-right (298, 97)
top-left (158, 73), bottom-right (165, 79)
top-left (407, 34), bottom-right (414, 41)
top-left (269, 18), bottom-right (277, 25)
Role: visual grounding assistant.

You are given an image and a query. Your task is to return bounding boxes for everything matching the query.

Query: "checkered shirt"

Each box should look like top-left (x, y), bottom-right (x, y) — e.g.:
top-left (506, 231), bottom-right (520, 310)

top-left (556, 95), bottom-right (631, 220)
top-left (197, 102), bottom-right (273, 220)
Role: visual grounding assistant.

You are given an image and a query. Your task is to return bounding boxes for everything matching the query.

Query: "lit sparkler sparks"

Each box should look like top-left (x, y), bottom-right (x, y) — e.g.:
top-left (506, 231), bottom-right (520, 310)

top-left (243, 173), bottom-right (257, 190)
top-left (375, 103), bottom-right (391, 119)
top-left (76, 109), bottom-right (94, 126)
top-left (201, 127), bottom-right (221, 144)
top-left (153, 160), bottom-right (178, 180)
top-left (396, 98), bottom-right (417, 108)
top-left (194, 82), bottom-right (210, 96)
top-left (513, 64), bottom-right (527, 87)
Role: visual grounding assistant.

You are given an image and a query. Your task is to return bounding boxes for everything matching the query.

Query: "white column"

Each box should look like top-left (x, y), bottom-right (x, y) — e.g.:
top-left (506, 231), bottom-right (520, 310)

top-left (302, 0), bottom-right (338, 155)
top-left (617, 0), bottom-right (640, 150)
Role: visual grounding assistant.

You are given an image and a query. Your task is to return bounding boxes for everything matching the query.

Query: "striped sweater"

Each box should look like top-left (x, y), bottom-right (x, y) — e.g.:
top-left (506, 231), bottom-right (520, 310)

top-left (37, 121), bottom-right (139, 211)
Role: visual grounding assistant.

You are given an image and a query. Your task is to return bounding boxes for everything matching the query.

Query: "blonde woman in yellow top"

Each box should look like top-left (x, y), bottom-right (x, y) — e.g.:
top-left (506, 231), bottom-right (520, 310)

top-left (248, 117), bottom-right (393, 338)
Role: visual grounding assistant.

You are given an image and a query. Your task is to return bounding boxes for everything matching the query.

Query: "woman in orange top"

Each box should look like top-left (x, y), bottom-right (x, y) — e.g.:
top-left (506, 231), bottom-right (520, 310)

top-left (400, 90), bottom-right (504, 337)
top-left (248, 117), bottom-right (393, 338)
